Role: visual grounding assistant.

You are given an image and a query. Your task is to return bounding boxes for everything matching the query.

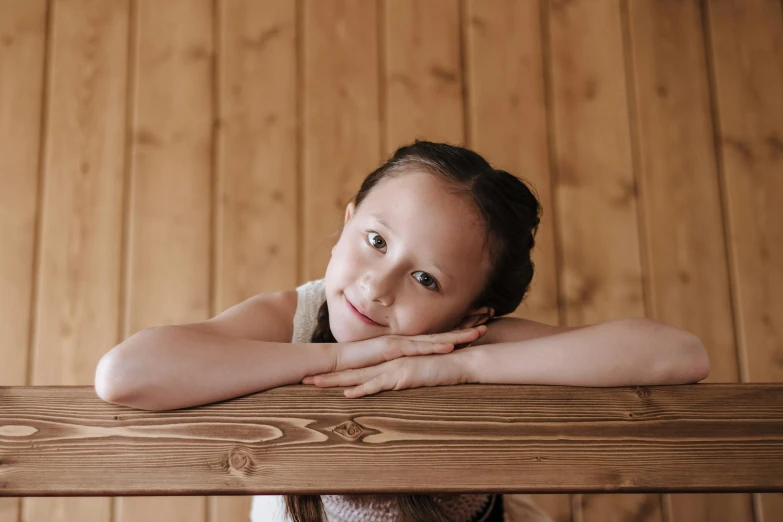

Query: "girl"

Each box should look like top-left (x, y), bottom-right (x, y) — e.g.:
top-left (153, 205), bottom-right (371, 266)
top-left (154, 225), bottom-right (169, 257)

top-left (95, 141), bottom-right (710, 522)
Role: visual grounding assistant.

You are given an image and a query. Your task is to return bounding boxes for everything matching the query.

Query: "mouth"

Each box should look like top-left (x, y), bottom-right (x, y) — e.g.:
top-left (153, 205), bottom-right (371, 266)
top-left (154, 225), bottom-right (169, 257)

top-left (345, 295), bottom-right (383, 326)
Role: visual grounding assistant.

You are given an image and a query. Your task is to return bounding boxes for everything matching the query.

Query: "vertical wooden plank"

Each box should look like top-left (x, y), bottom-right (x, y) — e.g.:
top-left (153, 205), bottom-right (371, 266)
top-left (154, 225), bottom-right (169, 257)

top-left (214, 0), bottom-right (298, 301)
top-left (211, 0), bottom-right (298, 521)
top-left (0, 0), bottom-right (47, 385)
top-left (625, 1), bottom-right (754, 521)
top-left (303, 0), bottom-right (380, 281)
top-left (0, 2), bottom-right (47, 522)
top-left (383, 0), bottom-right (463, 152)
top-left (118, 1), bottom-right (213, 522)
top-left (546, 1), bottom-right (660, 522)
top-left (464, 0), bottom-right (559, 347)
top-left (465, 1), bottom-right (567, 520)
top-left (706, 0), bottom-right (783, 519)
top-left (22, 1), bottom-right (130, 522)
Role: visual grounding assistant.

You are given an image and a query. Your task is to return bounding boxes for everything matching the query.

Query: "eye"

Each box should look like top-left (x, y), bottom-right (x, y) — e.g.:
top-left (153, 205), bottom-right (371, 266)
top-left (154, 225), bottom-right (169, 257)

top-left (413, 271), bottom-right (439, 290)
top-left (366, 231), bottom-right (440, 291)
top-left (367, 231), bottom-right (387, 252)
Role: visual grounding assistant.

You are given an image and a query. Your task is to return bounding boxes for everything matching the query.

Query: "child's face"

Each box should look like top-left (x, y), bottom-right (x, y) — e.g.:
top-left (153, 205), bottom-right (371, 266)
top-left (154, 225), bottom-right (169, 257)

top-left (324, 170), bottom-right (494, 343)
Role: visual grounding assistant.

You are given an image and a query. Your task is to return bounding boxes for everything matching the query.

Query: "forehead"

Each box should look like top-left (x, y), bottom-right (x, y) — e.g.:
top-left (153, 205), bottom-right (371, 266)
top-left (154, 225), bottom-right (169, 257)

top-left (357, 171), bottom-right (491, 280)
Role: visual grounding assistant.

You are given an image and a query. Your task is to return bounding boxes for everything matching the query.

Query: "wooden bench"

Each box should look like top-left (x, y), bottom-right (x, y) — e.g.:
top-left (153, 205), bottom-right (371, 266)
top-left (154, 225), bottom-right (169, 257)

top-left (1, 383), bottom-right (781, 496)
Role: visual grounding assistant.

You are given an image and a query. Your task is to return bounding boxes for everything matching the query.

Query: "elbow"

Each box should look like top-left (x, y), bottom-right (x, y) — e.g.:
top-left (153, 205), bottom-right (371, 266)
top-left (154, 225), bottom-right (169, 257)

top-left (669, 333), bottom-right (711, 384)
top-left (689, 337), bottom-right (711, 383)
top-left (628, 318), bottom-right (710, 384)
top-left (94, 351), bottom-right (140, 407)
top-left (94, 327), bottom-right (164, 410)
top-left (94, 354), bottom-right (118, 403)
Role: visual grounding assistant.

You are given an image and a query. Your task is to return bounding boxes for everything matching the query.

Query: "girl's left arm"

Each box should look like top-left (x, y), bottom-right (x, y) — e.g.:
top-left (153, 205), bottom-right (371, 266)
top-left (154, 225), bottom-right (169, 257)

top-left (458, 317), bottom-right (710, 387)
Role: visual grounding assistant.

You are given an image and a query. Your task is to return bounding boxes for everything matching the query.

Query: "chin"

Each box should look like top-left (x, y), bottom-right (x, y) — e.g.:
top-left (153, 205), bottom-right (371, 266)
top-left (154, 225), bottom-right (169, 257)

top-left (328, 315), bottom-right (368, 343)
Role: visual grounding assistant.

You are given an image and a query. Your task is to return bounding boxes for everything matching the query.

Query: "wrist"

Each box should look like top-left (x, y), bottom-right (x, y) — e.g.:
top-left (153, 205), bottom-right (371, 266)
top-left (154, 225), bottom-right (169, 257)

top-left (318, 343), bottom-right (338, 374)
top-left (293, 342), bottom-right (338, 379)
top-left (452, 345), bottom-right (483, 384)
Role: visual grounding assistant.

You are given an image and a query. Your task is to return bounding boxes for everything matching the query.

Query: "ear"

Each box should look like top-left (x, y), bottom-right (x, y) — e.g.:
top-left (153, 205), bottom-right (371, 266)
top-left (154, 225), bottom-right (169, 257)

top-left (455, 306), bottom-right (495, 330)
top-left (344, 201), bottom-right (355, 225)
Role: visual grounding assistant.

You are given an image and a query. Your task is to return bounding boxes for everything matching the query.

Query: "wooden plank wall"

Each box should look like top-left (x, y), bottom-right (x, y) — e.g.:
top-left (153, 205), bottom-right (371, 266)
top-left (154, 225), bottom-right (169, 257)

top-left (0, 1), bottom-right (780, 521)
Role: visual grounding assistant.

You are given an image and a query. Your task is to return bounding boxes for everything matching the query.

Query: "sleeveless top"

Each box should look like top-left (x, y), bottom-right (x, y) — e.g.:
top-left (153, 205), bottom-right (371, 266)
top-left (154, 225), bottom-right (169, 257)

top-left (249, 279), bottom-right (548, 522)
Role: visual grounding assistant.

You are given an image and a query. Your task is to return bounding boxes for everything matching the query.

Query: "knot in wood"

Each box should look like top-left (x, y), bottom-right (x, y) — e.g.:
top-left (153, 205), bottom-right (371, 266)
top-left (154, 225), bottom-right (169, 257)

top-left (227, 448), bottom-right (251, 471)
top-left (334, 420), bottom-right (364, 440)
top-left (634, 387), bottom-right (650, 399)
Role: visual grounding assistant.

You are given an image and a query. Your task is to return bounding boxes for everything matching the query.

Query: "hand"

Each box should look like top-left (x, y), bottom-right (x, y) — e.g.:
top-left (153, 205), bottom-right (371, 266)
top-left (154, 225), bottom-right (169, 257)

top-left (302, 350), bottom-right (473, 398)
top-left (326, 325), bottom-right (487, 373)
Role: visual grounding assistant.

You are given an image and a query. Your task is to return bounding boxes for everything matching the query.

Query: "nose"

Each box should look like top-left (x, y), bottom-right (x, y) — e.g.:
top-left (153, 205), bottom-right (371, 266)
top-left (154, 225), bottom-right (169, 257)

top-left (360, 270), bottom-right (395, 307)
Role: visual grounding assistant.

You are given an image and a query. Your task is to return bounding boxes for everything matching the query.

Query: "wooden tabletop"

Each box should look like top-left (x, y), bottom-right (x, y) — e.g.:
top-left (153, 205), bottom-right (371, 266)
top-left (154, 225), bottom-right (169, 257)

top-left (1, 383), bottom-right (782, 496)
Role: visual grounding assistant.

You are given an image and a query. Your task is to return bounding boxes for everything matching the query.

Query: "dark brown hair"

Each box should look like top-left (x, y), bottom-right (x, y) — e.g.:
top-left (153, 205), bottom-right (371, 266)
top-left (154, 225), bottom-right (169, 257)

top-left (285, 140), bottom-right (541, 521)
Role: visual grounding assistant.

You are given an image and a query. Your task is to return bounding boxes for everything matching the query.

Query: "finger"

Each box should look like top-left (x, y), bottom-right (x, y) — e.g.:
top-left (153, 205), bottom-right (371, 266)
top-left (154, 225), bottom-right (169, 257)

top-left (314, 368), bottom-right (366, 387)
top-left (417, 342), bottom-right (454, 355)
top-left (404, 327), bottom-right (480, 345)
top-left (302, 376), bottom-right (314, 384)
top-left (395, 341), bottom-right (453, 357)
top-left (441, 326), bottom-right (485, 342)
top-left (346, 374), bottom-right (387, 398)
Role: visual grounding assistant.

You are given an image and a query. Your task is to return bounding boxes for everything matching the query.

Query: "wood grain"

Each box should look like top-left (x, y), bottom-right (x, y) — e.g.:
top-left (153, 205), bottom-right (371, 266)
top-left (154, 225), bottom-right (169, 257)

top-left (624, 1), bottom-right (753, 521)
top-left (0, 3), bottom-right (47, 522)
top-left (119, 1), bottom-right (213, 522)
top-left (215, 0), bottom-right (299, 300)
top-left (383, 0), bottom-right (464, 153)
top-left (20, 1), bottom-right (130, 521)
top-left (2, 384), bottom-right (782, 496)
top-left (303, 0), bottom-right (381, 281)
top-left (546, 0), bottom-right (655, 520)
top-left (706, 0), bottom-right (783, 520)
top-left (211, 1), bottom-right (299, 521)
top-left (465, 1), bottom-right (567, 519)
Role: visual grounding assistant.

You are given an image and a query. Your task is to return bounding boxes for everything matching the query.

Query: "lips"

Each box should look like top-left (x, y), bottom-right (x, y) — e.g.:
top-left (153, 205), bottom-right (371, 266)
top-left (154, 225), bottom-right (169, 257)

top-left (345, 296), bottom-right (383, 326)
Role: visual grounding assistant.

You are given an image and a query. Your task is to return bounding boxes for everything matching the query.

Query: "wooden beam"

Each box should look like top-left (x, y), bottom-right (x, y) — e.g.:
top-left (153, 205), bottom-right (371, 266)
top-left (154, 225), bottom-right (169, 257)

top-left (1, 383), bottom-right (782, 496)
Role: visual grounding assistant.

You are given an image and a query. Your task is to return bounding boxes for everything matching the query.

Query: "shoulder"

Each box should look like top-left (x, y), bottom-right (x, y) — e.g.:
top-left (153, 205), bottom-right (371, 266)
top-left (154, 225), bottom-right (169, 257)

top-left (178, 288), bottom-right (298, 343)
top-left (263, 288), bottom-right (298, 342)
top-left (276, 288), bottom-right (298, 326)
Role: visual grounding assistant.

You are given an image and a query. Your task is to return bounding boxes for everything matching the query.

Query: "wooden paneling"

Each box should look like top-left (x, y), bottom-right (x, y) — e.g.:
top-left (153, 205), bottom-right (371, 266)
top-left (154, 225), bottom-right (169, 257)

top-left (546, 0), bottom-right (657, 521)
top-left (0, 3), bottom-right (47, 522)
top-left (706, 0), bottom-right (783, 520)
top-left (465, 1), bottom-right (567, 519)
top-left (215, 0), bottom-right (298, 301)
top-left (302, 0), bottom-right (381, 281)
top-left (383, 0), bottom-right (463, 153)
top-left (624, 1), bottom-right (753, 521)
top-left (0, 0), bottom-right (46, 386)
top-left (1, 0), bottom-right (782, 520)
top-left (21, 1), bottom-right (130, 522)
top-left (117, 1), bottom-right (213, 522)
top-left (211, 1), bottom-right (299, 520)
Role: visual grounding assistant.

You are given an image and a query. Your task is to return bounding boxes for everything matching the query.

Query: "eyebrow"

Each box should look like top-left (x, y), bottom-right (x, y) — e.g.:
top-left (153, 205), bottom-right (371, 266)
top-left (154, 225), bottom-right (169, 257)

top-left (369, 214), bottom-right (452, 282)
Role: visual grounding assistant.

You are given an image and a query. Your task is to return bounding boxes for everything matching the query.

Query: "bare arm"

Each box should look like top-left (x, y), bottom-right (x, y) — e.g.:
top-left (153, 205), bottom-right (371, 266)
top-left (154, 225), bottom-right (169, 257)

top-left (460, 318), bottom-right (710, 386)
top-left (94, 325), bottom-right (335, 411)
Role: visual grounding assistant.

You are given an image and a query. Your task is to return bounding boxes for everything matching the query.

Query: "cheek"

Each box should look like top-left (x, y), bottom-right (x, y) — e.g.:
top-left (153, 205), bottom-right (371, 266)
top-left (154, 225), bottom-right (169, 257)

top-left (394, 304), bottom-right (449, 335)
top-left (326, 238), bottom-right (365, 289)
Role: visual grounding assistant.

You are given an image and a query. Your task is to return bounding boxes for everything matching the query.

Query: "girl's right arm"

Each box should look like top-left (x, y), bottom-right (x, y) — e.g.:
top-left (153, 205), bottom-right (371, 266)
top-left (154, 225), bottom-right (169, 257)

top-left (94, 291), bottom-right (334, 412)
top-left (94, 290), bottom-right (487, 412)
